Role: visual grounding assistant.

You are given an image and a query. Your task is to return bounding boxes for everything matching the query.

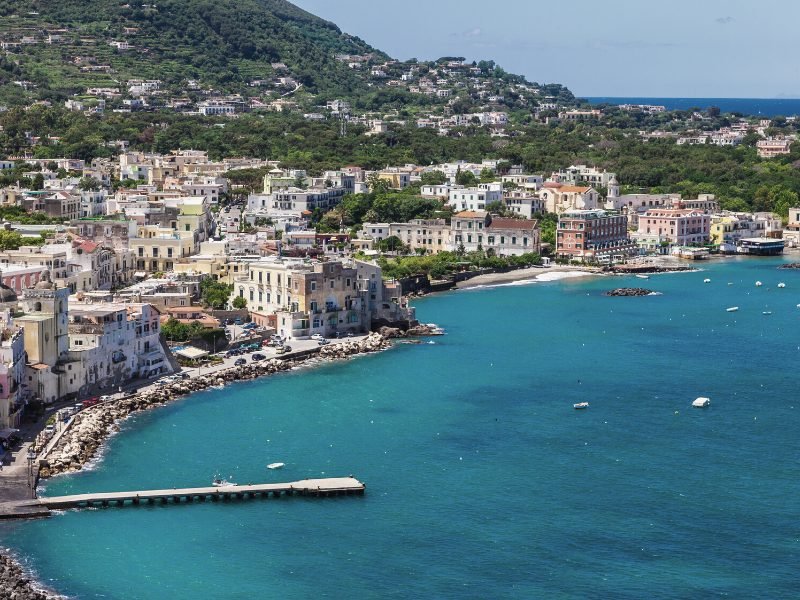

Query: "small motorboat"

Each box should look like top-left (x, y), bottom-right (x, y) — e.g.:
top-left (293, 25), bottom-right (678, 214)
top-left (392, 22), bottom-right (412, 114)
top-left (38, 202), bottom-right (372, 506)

top-left (692, 397), bottom-right (711, 408)
top-left (778, 282), bottom-right (786, 288)
top-left (573, 402), bottom-right (589, 410)
top-left (726, 306), bottom-right (739, 312)
top-left (635, 274), bottom-right (649, 280)
top-left (212, 479), bottom-right (237, 487)
top-left (755, 281), bottom-right (763, 287)
top-left (703, 278), bottom-right (711, 283)
top-left (762, 311), bottom-right (773, 315)
top-left (267, 462), bottom-right (285, 470)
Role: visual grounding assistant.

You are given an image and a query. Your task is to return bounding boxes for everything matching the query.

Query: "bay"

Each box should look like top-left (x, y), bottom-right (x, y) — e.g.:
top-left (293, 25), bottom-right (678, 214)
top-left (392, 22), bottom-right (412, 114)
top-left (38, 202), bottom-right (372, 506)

top-left (2, 257), bottom-right (800, 598)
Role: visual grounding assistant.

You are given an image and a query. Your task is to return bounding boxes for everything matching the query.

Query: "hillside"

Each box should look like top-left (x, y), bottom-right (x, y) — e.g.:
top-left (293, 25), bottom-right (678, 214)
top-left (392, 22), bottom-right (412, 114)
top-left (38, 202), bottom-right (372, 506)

top-left (0, 0), bottom-right (384, 102)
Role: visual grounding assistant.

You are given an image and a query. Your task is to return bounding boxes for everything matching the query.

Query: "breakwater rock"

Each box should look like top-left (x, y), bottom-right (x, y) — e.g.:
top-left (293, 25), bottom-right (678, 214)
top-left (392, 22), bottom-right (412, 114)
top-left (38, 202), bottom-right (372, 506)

top-left (612, 265), bottom-right (692, 274)
top-left (0, 552), bottom-right (62, 599)
top-left (37, 333), bottom-right (390, 478)
top-left (377, 323), bottom-right (442, 338)
top-left (778, 263), bottom-right (800, 270)
top-left (605, 288), bottom-right (656, 297)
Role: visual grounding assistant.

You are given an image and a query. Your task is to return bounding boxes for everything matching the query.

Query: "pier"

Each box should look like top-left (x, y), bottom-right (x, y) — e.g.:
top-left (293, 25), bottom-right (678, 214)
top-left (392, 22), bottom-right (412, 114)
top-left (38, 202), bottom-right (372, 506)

top-left (0, 477), bottom-right (365, 519)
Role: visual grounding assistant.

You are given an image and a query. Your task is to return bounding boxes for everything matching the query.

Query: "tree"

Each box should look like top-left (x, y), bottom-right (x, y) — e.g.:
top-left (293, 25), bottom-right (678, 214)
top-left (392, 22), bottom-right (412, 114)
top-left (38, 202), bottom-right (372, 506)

top-left (31, 173), bottom-right (44, 191)
top-left (420, 170), bottom-right (447, 186)
top-left (0, 230), bottom-right (24, 250)
top-left (200, 278), bottom-right (233, 309)
top-left (377, 235), bottom-right (405, 253)
top-left (232, 296), bottom-right (248, 309)
top-left (78, 176), bottom-right (101, 191)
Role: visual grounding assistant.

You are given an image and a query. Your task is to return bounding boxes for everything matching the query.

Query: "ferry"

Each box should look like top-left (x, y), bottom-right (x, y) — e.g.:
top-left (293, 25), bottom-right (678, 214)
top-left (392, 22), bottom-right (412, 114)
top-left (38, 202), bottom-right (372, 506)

top-left (573, 402), bottom-right (589, 410)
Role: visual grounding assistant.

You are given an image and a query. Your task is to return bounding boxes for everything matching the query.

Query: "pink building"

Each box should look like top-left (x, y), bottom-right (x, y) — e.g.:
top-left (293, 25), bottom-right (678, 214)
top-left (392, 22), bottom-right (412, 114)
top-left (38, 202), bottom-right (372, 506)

top-left (636, 209), bottom-right (711, 246)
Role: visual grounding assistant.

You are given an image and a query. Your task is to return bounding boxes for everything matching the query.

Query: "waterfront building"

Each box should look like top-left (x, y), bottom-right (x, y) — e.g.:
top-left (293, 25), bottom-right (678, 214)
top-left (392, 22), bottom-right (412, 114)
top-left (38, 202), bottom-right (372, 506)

top-left (451, 211), bottom-right (540, 256)
top-left (556, 210), bottom-right (634, 262)
top-left (0, 310), bottom-right (26, 429)
top-left (556, 165), bottom-right (617, 188)
top-left (633, 208), bottom-right (711, 250)
top-left (232, 258), bottom-right (370, 340)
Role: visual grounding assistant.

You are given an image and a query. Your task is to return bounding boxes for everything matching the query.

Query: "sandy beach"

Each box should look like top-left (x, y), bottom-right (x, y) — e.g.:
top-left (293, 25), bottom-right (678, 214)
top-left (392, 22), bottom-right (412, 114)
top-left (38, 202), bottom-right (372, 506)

top-left (456, 265), bottom-right (603, 289)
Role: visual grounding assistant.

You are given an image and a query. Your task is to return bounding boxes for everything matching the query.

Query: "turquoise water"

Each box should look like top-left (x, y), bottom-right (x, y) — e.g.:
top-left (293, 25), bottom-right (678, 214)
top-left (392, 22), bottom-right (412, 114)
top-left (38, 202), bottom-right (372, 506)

top-left (3, 258), bottom-right (800, 598)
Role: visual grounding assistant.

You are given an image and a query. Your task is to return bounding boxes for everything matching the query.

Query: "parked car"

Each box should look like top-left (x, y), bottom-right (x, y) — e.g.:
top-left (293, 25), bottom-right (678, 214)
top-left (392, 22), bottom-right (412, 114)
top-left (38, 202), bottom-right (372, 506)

top-left (234, 358), bottom-right (247, 366)
top-left (251, 353), bottom-right (266, 361)
top-left (275, 345), bottom-right (292, 355)
top-left (82, 397), bottom-right (100, 408)
top-left (234, 318), bottom-right (243, 325)
top-left (310, 334), bottom-right (325, 341)
top-left (44, 424), bottom-right (56, 437)
top-left (317, 339), bottom-right (330, 346)
top-left (243, 322), bottom-right (257, 330)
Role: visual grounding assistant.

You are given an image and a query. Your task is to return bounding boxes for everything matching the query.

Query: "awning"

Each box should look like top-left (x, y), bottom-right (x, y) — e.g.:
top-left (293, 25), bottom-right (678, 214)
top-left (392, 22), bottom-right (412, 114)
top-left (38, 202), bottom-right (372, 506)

top-left (174, 346), bottom-right (209, 360)
top-left (133, 271), bottom-right (147, 278)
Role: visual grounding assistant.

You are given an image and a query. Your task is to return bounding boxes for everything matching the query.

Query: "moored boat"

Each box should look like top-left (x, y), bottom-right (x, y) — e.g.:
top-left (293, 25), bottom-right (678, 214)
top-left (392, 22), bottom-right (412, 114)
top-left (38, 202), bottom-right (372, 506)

top-left (692, 397), bottom-right (711, 408)
top-left (573, 402), bottom-right (589, 410)
top-left (267, 462), bottom-right (285, 470)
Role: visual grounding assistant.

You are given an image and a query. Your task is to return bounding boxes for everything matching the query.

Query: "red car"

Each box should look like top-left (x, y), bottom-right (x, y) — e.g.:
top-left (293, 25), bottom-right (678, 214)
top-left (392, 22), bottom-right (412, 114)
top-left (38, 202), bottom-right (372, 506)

top-left (82, 397), bottom-right (100, 408)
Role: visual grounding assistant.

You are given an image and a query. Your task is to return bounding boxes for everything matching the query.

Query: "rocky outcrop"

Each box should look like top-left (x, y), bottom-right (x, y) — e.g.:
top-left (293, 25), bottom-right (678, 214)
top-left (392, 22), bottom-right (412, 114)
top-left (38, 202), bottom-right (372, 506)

top-left (378, 324), bottom-right (443, 338)
top-left (605, 288), bottom-right (656, 297)
top-left (0, 552), bottom-right (62, 599)
top-left (778, 263), bottom-right (800, 270)
top-left (36, 333), bottom-right (392, 478)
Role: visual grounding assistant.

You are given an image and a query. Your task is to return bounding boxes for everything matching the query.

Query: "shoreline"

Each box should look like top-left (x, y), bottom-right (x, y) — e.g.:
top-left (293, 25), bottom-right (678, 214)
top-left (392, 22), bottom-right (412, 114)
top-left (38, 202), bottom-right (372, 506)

top-left (33, 333), bottom-right (391, 480)
top-left (456, 265), bottom-right (603, 289)
top-left (0, 550), bottom-right (65, 599)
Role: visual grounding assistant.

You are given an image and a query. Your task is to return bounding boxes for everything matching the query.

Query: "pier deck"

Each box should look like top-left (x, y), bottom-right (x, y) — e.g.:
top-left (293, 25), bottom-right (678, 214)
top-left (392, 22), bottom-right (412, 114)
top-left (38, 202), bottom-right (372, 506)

top-left (0, 477), bottom-right (365, 518)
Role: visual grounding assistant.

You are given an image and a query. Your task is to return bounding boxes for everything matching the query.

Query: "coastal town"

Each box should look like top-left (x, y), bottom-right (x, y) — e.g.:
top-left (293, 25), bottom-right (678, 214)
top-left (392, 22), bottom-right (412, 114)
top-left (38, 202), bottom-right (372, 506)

top-left (0, 146), bottom-right (795, 446)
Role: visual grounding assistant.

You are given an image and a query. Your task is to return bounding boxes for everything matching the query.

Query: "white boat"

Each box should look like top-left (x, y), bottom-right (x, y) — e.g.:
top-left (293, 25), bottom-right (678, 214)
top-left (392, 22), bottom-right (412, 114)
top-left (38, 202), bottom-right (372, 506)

top-left (762, 311), bottom-right (773, 315)
top-left (703, 278), bottom-right (711, 283)
top-left (726, 307), bottom-right (739, 312)
top-left (755, 281), bottom-right (763, 287)
top-left (692, 397), bottom-right (711, 408)
top-left (212, 479), bottom-right (237, 487)
top-left (778, 282), bottom-right (786, 288)
top-left (635, 274), bottom-right (649, 279)
top-left (267, 462), bottom-right (285, 470)
top-left (573, 402), bottom-right (589, 410)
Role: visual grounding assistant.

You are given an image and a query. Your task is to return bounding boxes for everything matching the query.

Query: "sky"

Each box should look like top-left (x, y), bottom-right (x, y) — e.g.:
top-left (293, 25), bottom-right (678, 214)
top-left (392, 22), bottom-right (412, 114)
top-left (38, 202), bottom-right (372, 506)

top-left (291, 0), bottom-right (800, 98)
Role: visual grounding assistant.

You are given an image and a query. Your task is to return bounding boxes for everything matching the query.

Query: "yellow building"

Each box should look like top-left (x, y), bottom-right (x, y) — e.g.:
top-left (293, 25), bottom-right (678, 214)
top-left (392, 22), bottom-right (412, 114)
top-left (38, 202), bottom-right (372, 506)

top-left (231, 258), bottom-right (369, 339)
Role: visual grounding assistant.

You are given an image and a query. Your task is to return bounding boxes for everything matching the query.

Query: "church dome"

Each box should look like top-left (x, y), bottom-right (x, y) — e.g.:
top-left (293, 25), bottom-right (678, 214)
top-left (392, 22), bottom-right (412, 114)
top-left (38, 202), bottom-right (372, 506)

top-left (35, 270), bottom-right (54, 290)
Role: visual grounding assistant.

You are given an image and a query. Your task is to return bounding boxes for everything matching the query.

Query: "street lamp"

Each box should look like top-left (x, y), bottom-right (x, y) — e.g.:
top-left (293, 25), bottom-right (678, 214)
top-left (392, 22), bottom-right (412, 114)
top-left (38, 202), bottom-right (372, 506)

top-left (27, 449), bottom-right (36, 498)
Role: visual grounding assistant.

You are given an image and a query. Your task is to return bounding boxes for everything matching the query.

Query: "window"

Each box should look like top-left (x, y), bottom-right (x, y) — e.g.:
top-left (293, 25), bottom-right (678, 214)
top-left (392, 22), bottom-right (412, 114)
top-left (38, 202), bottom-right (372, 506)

top-left (346, 278), bottom-right (351, 287)
top-left (330, 280), bottom-right (335, 289)
top-left (311, 281), bottom-right (316, 291)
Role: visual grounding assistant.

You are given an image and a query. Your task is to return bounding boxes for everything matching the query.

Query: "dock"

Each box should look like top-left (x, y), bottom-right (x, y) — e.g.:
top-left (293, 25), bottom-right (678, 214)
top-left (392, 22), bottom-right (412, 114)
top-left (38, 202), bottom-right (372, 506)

top-left (0, 477), bottom-right (365, 519)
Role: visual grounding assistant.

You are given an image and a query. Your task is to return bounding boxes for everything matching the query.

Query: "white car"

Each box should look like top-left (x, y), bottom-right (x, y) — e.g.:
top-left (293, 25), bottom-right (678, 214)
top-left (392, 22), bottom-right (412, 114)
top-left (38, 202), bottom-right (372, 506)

top-left (310, 334), bottom-right (325, 341)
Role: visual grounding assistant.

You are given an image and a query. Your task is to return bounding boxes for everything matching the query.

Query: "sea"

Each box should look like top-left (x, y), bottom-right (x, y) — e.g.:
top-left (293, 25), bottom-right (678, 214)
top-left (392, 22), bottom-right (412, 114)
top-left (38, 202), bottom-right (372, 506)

top-left (585, 97), bottom-right (800, 117)
top-left (2, 257), bottom-right (800, 599)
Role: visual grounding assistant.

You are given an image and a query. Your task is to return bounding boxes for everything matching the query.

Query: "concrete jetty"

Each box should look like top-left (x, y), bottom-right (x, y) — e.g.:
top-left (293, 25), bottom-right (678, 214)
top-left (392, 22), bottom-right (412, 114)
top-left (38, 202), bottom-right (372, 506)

top-left (0, 477), bottom-right (365, 519)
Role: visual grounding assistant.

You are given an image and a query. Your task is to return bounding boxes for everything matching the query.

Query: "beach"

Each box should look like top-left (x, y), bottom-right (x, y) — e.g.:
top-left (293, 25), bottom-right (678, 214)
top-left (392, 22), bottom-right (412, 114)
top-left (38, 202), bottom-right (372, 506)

top-left (456, 265), bottom-right (603, 289)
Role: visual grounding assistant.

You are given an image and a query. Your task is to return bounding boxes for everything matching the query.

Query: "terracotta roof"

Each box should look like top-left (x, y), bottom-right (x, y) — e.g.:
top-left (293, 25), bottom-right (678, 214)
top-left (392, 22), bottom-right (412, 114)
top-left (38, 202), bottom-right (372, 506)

top-left (454, 210), bottom-right (487, 218)
top-left (542, 182), bottom-right (562, 189)
top-left (488, 218), bottom-right (538, 230)
top-left (558, 186), bottom-right (592, 193)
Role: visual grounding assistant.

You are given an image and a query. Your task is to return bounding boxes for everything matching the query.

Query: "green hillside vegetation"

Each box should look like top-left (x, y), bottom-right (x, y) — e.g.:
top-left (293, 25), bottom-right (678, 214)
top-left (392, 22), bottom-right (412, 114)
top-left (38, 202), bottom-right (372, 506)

top-left (1, 0), bottom-right (381, 102)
